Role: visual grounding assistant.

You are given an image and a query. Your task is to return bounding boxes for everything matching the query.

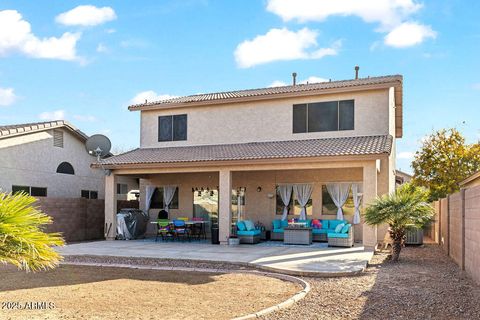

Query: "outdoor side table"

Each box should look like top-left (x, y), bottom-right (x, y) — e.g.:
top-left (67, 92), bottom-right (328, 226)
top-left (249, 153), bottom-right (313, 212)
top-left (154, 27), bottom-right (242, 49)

top-left (283, 227), bottom-right (312, 245)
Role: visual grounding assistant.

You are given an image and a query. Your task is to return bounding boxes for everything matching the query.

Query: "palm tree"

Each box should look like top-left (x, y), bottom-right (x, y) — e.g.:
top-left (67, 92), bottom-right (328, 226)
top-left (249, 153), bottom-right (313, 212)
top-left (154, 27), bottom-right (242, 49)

top-left (0, 192), bottom-right (65, 271)
top-left (364, 183), bottom-right (433, 262)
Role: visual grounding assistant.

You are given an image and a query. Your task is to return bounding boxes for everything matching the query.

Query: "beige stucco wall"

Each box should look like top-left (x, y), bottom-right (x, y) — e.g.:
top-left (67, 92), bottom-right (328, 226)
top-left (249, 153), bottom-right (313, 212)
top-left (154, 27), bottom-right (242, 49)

top-left (0, 129), bottom-right (105, 198)
top-left (140, 89), bottom-right (392, 148)
top-left (138, 167), bottom-right (366, 240)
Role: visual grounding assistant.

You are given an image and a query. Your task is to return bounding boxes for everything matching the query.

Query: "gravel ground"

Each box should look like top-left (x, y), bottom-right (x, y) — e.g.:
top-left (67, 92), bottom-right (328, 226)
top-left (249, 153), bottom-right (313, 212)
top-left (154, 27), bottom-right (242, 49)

top-left (63, 244), bottom-right (480, 320)
top-left (264, 244), bottom-right (480, 320)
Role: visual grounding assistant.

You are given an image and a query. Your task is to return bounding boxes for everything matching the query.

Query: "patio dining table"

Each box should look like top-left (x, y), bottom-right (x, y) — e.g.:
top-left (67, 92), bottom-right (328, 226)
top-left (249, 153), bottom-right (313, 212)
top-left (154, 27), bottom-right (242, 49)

top-left (151, 220), bottom-right (210, 240)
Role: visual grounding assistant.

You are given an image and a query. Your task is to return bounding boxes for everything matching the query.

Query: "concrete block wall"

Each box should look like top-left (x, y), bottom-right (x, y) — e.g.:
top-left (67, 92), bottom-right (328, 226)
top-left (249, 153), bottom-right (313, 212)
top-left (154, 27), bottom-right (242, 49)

top-left (434, 185), bottom-right (480, 285)
top-left (36, 197), bottom-right (105, 242)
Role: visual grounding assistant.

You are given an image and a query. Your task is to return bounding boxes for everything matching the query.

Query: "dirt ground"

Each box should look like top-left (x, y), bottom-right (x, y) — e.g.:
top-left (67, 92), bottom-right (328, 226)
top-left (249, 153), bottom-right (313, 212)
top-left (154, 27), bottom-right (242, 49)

top-left (264, 244), bottom-right (480, 320)
top-left (0, 265), bottom-right (300, 320)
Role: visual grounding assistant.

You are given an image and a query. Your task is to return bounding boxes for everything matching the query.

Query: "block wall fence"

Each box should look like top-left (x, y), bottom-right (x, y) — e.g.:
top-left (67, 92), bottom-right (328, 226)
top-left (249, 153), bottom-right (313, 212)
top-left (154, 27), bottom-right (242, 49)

top-left (36, 197), bottom-right (139, 242)
top-left (430, 185), bottom-right (480, 285)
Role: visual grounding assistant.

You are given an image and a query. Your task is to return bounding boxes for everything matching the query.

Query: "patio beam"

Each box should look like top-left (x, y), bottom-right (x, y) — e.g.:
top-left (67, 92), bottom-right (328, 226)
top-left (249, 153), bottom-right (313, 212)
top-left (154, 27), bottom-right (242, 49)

top-left (218, 169), bottom-right (232, 244)
top-left (104, 173), bottom-right (118, 240)
top-left (362, 161), bottom-right (378, 248)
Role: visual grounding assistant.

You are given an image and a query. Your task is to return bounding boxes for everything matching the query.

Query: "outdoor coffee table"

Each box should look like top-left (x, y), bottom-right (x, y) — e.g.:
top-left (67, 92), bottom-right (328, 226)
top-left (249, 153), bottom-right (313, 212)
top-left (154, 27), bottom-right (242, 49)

top-left (283, 227), bottom-right (313, 245)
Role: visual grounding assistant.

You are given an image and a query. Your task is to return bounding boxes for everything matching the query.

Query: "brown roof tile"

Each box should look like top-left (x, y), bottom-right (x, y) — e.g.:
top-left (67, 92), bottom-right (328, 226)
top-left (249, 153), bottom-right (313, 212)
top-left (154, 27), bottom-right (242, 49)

top-left (101, 135), bottom-right (393, 167)
top-left (129, 75), bottom-right (402, 110)
top-left (0, 120), bottom-right (88, 140)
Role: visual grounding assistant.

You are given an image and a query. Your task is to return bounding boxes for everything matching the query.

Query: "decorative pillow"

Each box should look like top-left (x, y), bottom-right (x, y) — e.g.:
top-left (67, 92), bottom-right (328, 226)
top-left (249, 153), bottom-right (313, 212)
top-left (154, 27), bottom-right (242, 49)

top-left (311, 219), bottom-right (321, 229)
top-left (341, 224), bottom-right (351, 234)
top-left (237, 221), bottom-right (246, 231)
top-left (243, 220), bottom-right (255, 231)
top-left (321, 220), bottom-right (329, 229)
top-left (272, 220), bottom-right (282, 230)
top-left (281, 220), bottom-right (289, 228)
top-left (334, 223), bottom-right (345, 233)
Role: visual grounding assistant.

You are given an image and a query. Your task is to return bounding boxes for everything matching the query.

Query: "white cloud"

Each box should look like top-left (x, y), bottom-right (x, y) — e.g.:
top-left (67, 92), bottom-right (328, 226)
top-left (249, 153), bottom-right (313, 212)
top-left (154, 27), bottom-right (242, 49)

top-left (267, 0), bottom-right (422, 30)
top-left (39, 110), bottom-right (66, 121)
top-left (397, 151), bottom-right (415, 159)
top-left (73, 114), bottom-right (97, 122)
top-left (96, 43), bottom-right (108, 53)
top-left (0, 10), bottom-right (81, 61)
top-left (268, 80), bottom-right (287, 87)
top-left (269, 75), bottom-right (328, 87)
top-left (299, 76), bottom-right (329, 84)
top-left (130, 90), bottom-right (177, 105)
top-left (0, 87), bottom-right (17, 106)
top-left (266, 0), bottom-right (435, 48)
top-left (234, 28), bottom-right (340, 68)
top-left (56, 5), bottom-right (116, 27)
top-left (384, 22), bottom-right (436, 48)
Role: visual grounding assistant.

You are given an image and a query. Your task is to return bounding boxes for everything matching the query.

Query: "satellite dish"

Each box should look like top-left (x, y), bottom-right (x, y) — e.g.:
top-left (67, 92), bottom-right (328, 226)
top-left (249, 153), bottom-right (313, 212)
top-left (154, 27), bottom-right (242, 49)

top-left (86, 134), bottom-right (111, 160)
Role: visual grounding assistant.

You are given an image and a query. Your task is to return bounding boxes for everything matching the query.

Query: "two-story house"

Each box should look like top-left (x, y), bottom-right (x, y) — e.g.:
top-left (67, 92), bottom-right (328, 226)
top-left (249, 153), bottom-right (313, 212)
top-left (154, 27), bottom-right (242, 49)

top-left (100, 74), bottom-right (403, 247)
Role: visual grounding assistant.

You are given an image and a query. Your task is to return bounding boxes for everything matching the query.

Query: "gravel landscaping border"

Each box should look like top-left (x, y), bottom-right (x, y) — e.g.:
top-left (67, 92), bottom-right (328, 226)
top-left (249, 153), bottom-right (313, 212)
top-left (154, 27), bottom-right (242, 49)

top-left (61, 260), bottom-right (311, 320)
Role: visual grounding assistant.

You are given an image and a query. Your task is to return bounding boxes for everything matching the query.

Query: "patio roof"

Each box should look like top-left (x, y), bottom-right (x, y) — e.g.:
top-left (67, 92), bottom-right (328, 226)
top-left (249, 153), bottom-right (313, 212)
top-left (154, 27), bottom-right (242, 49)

top-left (100, 134), bottom-right (393, 168)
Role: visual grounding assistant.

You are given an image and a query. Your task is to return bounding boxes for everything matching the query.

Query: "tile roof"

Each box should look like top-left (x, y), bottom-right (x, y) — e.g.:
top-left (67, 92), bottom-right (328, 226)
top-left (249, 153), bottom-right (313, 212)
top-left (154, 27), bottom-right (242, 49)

top-left (101, 135), bottom-right (393, 167)
top-left (129, 75), bottom-right (402, 110)
top-left (0, 120), bottom-right (88, 140)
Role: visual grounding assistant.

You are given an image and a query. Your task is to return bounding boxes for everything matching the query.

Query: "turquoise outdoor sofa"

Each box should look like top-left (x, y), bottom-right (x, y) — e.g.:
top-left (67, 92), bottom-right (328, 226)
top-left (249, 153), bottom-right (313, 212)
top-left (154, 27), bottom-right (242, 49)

top-left (236, 220), bottom-right (261, 244)
top-left (271, 219), bottom-right (351, 243)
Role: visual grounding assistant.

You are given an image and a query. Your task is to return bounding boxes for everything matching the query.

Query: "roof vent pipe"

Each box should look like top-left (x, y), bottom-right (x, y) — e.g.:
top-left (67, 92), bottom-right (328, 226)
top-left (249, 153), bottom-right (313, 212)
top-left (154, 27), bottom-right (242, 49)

top-left (355, 66), bottom-right (359, 79)
top-left (292, 72), bottom-right (297, 86)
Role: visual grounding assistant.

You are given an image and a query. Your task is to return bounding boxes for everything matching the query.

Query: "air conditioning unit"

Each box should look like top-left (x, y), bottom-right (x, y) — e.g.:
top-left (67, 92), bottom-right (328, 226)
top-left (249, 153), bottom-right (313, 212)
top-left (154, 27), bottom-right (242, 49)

top-left (405, 227), bottom-right (424, 245)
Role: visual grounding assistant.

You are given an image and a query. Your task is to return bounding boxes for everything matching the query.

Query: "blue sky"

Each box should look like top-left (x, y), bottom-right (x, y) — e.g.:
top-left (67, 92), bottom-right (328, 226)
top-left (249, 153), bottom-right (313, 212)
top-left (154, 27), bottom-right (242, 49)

top-left (0, 0), bottom-right (479, 173)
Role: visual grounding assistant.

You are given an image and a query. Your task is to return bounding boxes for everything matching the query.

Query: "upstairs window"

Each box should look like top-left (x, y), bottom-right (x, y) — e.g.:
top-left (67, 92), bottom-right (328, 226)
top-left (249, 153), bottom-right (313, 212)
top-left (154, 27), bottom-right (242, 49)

top-left (158, 114), bottom-right (187, 141)
top-left (293, 100), bottom-right (354, 133)
top-left (56, 162), bottom-right (75, 175)
top-left (53, 129), bottom-right (64, 148)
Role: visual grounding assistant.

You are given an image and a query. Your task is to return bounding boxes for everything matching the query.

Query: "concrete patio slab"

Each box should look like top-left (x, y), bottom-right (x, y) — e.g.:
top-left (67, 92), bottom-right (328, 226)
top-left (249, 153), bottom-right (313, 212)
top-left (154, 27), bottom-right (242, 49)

top-left (57, 239), bottom-right (374, 276)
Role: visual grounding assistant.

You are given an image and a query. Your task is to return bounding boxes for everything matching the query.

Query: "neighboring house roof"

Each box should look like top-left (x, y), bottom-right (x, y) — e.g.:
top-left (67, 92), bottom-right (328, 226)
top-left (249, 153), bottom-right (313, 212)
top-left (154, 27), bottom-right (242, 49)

top-left (128, 74), bottom-right (403, 138)
top-left (100, 134), bottom-right (393, 167)
top-left (0, 120), bottom-right (88, 141)
top-left (460, 171), bottom-right (480, 187)
top-left (395, 169), bottom-right (413, 185)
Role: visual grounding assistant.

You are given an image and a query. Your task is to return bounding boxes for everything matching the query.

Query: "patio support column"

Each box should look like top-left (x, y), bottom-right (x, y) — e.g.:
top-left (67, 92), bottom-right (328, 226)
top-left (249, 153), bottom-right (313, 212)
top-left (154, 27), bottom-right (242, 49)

top-left (104, 172), bottom-right (118, 241)
top-left (362, 161), bottom-right (378, 249)
top-left (218, 169), bottom-right (232, 245)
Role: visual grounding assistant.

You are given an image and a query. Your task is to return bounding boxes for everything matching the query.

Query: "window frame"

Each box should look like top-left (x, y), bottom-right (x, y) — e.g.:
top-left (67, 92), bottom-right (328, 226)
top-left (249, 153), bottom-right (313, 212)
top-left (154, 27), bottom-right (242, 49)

top-left (293, 99), bottom-right (354, 133)
top-left (12, 185), bottom-right (47, 197)
top-left (56, 162), bottom-right (75, 175)
top-left (158, 114), bottom-right (188, 142)
top-left (149, 186), bottom-right (179, 209)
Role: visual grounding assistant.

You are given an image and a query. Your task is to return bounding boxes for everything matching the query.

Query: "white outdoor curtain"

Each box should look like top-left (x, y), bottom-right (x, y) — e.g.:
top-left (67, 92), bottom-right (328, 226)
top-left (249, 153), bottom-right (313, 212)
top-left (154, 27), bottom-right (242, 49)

top-left (277, 185), bottom-right (293, 221)
top-left (352, 183), bottom-right (363, 225)
top-left (163, 186), bottom-right (177, 213)
top-left (326, 183), bottom-right (351, 220)
top-left (293, 184), bottom-right (313, 220)
top-left (145, 185), bottom-right (156, 212)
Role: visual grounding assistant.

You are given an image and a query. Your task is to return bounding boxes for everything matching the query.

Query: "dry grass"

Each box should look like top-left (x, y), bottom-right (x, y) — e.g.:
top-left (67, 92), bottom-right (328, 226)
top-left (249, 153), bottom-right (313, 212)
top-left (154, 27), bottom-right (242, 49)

top-left (0, 265), bottom-right (300, 320)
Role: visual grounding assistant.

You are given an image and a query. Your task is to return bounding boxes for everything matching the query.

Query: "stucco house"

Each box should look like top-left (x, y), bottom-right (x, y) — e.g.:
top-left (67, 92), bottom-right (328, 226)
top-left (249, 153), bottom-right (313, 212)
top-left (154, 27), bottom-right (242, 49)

top-left (0, 120), bottom-right (137, 199)
top-left (100, 74), bottom-right (403, 247)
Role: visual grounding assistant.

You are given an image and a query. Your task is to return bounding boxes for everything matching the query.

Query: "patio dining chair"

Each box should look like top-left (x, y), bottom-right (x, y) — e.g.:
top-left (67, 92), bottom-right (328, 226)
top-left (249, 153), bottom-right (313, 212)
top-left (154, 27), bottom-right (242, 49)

top-left (172, 219), bottom-right (191, 242)
top-left (190, 217), bottom-right (204, 240)
top-left (155, 219), bottom-right (172, 242)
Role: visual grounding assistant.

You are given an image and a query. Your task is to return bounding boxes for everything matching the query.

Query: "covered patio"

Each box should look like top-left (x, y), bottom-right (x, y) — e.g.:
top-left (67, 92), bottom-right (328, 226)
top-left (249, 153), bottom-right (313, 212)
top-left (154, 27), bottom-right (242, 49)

top-left (100, 135), bottom-right (393, 248)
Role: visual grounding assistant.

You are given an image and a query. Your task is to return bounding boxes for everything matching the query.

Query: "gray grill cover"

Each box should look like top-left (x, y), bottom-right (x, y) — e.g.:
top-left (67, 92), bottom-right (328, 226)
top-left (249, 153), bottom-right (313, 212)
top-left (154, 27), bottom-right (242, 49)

top-left (116, 209), bottom-right (149, 240)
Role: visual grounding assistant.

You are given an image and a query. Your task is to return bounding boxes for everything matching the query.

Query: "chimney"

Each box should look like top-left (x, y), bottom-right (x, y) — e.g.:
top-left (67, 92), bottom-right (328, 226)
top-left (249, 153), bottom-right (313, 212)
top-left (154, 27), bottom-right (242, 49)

top-left (292, 72), bottom-right (297, 86)
top-left (354, 66), bottom-right (359, 79)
